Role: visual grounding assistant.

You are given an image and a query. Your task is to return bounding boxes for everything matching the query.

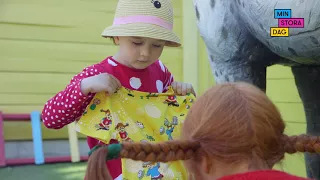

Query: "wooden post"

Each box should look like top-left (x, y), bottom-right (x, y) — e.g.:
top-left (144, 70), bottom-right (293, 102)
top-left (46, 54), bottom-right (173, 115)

top-left (68, 122), bottom-right (80, 162)
top-left (30, 111), bottom-right (44, 165)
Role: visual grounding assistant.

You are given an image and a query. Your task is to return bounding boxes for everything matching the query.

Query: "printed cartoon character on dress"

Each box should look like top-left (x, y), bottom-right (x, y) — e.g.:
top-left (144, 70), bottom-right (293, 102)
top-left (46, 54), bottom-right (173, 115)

top-left (160, 116), bottom-right (178, 140)
top-left (163, 95), bottom-right (180, 107)
top-left (101, 0), bottom-right (180, 47)
top-left (115, 122), bottom-right (133, 142)
top-left (162, 87), bottom-right (195, 108)
top-left (138, 161), bottom-right (164, 180)
top-left (95, 109), bottom-right (113, 131)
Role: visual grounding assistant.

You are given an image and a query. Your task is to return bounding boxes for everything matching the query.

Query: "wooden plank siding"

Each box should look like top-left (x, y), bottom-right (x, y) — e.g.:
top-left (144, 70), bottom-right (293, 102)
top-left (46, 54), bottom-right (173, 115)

top-left (0, 0), bottom-right (183, 140)
top-left (0, 0), bottom-right (308, 177)
top-left (266, 65), bottom-right (307, 177)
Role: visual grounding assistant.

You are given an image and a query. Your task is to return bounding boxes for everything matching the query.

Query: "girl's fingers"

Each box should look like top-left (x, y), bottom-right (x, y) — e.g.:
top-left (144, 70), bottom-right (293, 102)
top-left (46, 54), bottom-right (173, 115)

top-left (187, 83), bottom-right (193, 93)
top-left (177, 82), bottom-right (182, 95)
top-left (181, 83), bottom-right (187, 95)
top-left (105, 86), bottom-right (114, 95)
top-left (191, 88), bottom-right (196, 97)
top-left (112, 75), bottom-right (122, 88)
top-left (108, 79), bottom-right (117, 93)
top-left (171, 82), bottom-right (177, 92)
top-left (187, 84), bottom-right (196, 97)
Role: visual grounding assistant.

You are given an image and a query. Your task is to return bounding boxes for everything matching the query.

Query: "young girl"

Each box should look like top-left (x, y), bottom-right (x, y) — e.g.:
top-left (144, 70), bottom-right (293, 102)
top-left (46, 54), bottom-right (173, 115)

top-left (86, 82), bottom-right (317, 180)
top-left (41, 0), bottom-right (195, 179)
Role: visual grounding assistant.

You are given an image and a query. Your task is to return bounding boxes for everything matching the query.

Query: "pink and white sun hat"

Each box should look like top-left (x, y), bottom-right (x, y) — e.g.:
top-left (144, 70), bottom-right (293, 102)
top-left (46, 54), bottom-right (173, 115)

top-left (101, 0), bottom-right (181, 47)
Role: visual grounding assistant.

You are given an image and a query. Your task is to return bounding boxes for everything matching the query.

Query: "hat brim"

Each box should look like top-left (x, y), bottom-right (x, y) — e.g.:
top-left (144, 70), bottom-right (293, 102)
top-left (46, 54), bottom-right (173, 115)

top-left (101, 23), bottom-right (181, 47)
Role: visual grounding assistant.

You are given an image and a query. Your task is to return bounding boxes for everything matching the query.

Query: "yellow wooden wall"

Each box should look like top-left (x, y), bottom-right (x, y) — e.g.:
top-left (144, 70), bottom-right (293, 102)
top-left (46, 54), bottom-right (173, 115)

top-left (0, 0), bottom-right (307, 177)
top-left (0, 0), bottom-right (183, 140)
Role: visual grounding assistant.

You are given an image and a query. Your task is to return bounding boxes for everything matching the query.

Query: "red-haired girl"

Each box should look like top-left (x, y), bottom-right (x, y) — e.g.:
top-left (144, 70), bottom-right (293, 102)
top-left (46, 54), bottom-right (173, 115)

top-left (85, 82), bottom-right (316, 180)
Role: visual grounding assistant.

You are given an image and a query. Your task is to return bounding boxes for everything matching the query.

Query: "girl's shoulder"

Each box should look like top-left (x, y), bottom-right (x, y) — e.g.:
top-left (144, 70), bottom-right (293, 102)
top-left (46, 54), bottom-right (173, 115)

top-left (99, 56), bottom-right (118, 68)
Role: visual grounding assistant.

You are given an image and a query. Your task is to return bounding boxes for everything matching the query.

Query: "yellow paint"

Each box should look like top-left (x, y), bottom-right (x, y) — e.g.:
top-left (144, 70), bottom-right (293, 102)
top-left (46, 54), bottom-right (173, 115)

top-left (267, 65), bottom-right (293, 79)
top-left (274, 103), bottom-right (305, 123)
top-left (270, 27), bottom-right (289, 37)
top-left (267, 79), bottom-right (301, 103)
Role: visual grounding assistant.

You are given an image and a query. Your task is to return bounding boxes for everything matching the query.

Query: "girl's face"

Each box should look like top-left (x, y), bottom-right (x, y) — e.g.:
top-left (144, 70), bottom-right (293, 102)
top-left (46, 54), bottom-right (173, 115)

top-left (114, 36), bottom-right (166, 69)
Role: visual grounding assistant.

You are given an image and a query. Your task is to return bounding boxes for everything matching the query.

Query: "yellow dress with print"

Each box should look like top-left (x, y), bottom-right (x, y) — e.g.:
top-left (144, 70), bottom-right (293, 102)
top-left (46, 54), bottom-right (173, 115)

top-left (75, 86), bottom-right (196, 180)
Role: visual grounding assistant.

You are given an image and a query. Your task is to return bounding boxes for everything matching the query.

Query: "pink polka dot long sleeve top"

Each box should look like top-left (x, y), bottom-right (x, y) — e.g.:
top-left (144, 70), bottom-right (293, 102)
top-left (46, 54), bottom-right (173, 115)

top-left (41, 56), bottom-right (174, 129)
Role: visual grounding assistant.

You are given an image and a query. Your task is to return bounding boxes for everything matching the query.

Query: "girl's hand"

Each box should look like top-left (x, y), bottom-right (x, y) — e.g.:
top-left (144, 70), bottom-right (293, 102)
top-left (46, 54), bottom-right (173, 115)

top-left (171, 81), bottom-right (196, 96)
top-left (80, 73), bottom-right (122, 96)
